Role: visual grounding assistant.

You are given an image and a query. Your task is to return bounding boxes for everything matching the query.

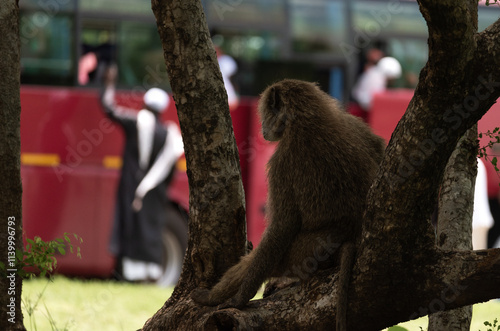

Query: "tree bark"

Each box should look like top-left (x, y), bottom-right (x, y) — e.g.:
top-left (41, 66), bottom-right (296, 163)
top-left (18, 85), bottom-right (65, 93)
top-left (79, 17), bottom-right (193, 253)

top-left (143, 0), bottom-right (500, 330)
top-left (428, 127), bottom-right (477, 330)
top-left (142, 0), bottom-right (247, 329)
top-left (0, 1), bottom-right (25, 330)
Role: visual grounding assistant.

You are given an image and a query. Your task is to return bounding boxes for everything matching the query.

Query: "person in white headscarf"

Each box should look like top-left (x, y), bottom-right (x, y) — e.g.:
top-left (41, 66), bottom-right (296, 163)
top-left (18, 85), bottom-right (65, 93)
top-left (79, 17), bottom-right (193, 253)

top-left (100, 65), bottom-right (183, 282)
top-left (351, 56), bottom-right (402, 121)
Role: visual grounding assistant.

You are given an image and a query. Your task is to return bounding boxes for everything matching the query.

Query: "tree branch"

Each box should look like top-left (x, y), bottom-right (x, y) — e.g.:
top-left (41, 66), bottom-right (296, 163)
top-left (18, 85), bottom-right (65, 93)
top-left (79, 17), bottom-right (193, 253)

top-left (196, 248), bottom-right (500, 331)
top-left (435, 248), bottom-right (500, 307)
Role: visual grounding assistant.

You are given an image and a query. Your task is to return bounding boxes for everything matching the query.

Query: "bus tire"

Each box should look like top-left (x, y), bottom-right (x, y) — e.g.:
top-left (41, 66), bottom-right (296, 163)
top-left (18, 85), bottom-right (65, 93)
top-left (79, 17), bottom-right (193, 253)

top-left (156, 202), bottom-right (188, 287)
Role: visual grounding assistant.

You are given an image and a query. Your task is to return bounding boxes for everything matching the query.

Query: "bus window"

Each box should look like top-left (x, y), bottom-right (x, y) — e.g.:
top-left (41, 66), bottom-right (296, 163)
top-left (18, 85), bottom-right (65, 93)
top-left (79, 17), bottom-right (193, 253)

top-left (20, 13), bottom-right (74, 86)
top-left (80, 20), bottom-right (168, 92)
top-left (211, 29), bottom-right (283, 95)
top-left (80, 0), bottom-right (152, 16)
top-left (117, 22), bottom-right (169, 91)
top-left (385, 38), bottom-right (427, 88)
top-left (80, 22), bottom-right (117, 86)
top-left (204, 0), bottom-right (286, 27)
top-left (290, 0), bottom-right (347, 56)
top-left (352, 1), bottom-right (426, 38)
top-left (212, 31), bottom-right (281, 61)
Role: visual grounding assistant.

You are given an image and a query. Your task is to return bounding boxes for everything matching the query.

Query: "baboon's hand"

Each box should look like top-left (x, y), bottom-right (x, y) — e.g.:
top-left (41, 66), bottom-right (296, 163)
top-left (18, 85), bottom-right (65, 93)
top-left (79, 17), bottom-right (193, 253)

top-left (191, 288), bottom-right (214, 306)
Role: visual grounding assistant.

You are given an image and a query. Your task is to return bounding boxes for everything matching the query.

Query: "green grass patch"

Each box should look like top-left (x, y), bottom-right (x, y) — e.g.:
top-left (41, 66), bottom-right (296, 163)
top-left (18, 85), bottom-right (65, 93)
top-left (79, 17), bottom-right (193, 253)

top-left (22, 276), bottom-right (173, 331)
top-left (22, 276), bottom-right (499, 330)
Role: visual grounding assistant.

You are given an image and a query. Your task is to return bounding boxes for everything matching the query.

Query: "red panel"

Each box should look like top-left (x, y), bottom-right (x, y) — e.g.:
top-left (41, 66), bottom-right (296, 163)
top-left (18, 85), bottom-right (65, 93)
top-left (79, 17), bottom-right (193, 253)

top-left (245, 101), bottom-right (276, 247)
top-left (22, 166), bottom-right (115, 276)
top-left (230, 97), bottom-right (255, 191)
top-left (369, 89), bottom-right (413, 144)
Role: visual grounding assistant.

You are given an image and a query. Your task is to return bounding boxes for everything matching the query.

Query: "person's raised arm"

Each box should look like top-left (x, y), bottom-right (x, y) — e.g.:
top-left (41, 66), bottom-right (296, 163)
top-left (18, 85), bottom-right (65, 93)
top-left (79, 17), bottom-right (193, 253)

top-left (100, 65), bottom-right (136, 124)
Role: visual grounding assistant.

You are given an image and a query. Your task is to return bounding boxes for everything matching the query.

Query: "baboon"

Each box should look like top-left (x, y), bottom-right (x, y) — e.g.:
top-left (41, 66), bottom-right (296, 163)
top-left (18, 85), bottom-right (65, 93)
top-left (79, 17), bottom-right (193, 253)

top-left (192, 79), bottom-right (385, 329)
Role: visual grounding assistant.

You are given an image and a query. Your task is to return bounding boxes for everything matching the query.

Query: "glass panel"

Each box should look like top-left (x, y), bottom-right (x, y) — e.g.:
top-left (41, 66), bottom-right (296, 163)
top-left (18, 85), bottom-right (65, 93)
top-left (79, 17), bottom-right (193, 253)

top-left (211, 29), bottom-right (283, 95)
top-left (117, 22), bottom-right (169, 90)
top-left (80, 0), bottom-right (152, 16)
top-left (20, 0), bottom-right (76, 11)
top-left (205, 0), bottom-right (286, 26)
top-left (386, 37), bottom-right (427, 88)
top-left (212, 30), bottom-right (282, 61)
top-left (20, 13), bottom-right (74, 85)
top-left (79, 21), bottom-right (118, 86)
top-left (352, 1), bottom-right (427, 38)
top-left (290, 0), bottom-right (347, 55)
top-left (79, 20), bottom-right (168, 90)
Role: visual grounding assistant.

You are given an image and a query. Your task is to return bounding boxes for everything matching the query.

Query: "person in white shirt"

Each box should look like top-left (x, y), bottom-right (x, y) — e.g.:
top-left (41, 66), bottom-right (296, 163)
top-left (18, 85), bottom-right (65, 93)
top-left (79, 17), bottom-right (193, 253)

top-left (101, 66), bottom-right (184, 282)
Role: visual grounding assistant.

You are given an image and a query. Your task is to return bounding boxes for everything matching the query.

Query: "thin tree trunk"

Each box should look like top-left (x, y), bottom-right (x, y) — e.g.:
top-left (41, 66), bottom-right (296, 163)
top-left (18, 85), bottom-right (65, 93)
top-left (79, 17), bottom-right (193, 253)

top-left (0, 1), bottom-right (25, 330)
top-left (142, 0), bottom-right (247, 329)
top-left (428, 127), bottom-right (477, 330)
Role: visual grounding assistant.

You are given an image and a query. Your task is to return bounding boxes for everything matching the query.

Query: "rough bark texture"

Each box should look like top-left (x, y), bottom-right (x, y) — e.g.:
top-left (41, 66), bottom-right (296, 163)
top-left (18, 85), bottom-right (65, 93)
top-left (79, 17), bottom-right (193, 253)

top-left (0, 1), bottom-right (25, 330)
top-left (143, 0), bottom-right (500, 330)
top-left (428, 127), bottom-right (477, 331)
top-left (141, 0), bottom-right (247, 329)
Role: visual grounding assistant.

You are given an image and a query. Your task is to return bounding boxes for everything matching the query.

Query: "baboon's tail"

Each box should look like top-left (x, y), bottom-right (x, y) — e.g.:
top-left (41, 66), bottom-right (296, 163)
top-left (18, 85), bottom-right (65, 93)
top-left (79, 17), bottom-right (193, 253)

top-left (336, 242), bottom-right (356, 331)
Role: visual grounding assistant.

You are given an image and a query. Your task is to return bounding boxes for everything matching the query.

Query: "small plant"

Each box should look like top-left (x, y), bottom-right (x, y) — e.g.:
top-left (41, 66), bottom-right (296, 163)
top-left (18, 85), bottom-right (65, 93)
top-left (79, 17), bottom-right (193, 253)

top-left (479, 128), bottom-right (500, 180)
top-left (479, 128), bottom-right (500, 165)
top-left (19, 232), bottom-right (82, 279)
top-left (480, 318), bottom-right (500, 331)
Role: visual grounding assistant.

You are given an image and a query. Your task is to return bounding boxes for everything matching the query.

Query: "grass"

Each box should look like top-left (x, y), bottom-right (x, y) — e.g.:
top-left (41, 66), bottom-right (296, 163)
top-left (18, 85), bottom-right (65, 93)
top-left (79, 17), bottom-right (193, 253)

top-left (22, 276), bottom-right (499, 331)
top-left (22, 276), bottom-right (173, 331)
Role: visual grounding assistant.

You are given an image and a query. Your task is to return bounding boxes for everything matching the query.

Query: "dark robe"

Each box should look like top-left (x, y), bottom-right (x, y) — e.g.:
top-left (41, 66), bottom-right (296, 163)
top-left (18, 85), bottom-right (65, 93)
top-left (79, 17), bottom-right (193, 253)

top-left (100, 89), bottom-right (171, 270)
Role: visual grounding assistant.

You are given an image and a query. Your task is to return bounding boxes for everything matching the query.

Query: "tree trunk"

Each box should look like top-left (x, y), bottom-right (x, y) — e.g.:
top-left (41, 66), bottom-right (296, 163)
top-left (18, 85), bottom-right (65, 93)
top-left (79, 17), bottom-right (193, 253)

top-left (142, 0), bottom-right (500, 330)
top-left (0, 1), bottom-right (25, 330)
top-left (142, 0), bottom-right (247, 329)
top-left (428, 127), bottom-right (477, 330)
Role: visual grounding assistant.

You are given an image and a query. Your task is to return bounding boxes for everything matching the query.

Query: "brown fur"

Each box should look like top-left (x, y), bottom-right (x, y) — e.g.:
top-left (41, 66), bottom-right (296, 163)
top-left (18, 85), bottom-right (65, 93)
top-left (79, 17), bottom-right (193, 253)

top-left (192, 80), bottom-right (385, 321)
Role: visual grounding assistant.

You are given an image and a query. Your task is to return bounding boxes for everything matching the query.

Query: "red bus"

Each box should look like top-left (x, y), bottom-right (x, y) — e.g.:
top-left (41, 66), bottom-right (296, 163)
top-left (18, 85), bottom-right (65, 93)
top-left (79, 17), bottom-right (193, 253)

top-left (19, 0), bottom-right (500, 285)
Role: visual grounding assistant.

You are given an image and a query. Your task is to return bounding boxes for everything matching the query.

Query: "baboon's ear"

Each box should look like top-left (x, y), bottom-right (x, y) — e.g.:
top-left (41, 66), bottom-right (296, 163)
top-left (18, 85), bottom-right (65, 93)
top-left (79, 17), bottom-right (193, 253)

top-left (269, 87), bottom-right (282, 114)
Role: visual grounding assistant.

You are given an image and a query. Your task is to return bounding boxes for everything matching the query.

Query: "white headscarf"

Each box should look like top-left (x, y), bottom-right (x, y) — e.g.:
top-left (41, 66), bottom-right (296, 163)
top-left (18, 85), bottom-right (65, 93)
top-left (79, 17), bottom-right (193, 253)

top-left (143, 88), bottom-right (169, 113)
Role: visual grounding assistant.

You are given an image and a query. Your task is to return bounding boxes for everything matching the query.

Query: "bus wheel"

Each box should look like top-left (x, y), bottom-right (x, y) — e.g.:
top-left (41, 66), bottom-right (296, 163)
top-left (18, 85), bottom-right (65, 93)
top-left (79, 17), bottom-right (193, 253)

top-left (156, 203), bottom-right (188, 287)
